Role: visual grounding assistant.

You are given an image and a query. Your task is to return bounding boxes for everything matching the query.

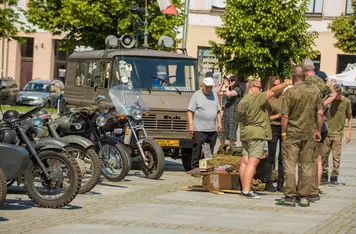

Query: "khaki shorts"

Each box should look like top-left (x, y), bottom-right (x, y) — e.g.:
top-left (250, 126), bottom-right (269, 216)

top-left (242, 140), bottom-right (266, 159)
top-left (316, 142), bottom-right (324, 157)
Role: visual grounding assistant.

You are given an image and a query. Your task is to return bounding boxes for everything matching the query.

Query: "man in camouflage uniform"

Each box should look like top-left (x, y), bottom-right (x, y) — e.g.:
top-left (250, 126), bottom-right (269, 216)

top-left (238, 76), bottom-right (291, 199)
top-left (302, 59), bottom-right (336, 201)
top-left (280, 65), bottom-right (324, 207)
top-left (323, 85), bottom-right (352, 185)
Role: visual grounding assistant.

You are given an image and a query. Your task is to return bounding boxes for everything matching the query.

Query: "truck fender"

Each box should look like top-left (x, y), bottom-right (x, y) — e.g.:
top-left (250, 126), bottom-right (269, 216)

top-left (61, 135), bottom-right (94, 149)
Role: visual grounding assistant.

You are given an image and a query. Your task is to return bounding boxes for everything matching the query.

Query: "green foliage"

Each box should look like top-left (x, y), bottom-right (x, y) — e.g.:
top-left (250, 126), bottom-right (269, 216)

top-left (0, 0), bottom-right (31, 39)
top-left (26, 0), bottom-right (185, 51)
top-left (328, 1), bottom-right (356, 54)
top-left (210, 0), bottom-right (318, 80)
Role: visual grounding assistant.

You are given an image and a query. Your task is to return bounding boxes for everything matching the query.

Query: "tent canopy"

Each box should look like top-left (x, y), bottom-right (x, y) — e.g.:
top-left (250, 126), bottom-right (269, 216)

top-left (327, 69), bottom-right (356, 87)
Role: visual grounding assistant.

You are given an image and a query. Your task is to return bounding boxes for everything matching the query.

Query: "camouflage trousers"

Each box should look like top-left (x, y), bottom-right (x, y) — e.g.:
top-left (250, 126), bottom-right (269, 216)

top-left (323, 135), bottom-right (343, 177)
top-left (283, 139), bottom-right (317, 198)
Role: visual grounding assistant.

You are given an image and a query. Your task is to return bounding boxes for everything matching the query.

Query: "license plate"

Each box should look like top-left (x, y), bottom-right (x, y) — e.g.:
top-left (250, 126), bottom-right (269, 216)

top-left (156, 140), bottom-right (179, 147)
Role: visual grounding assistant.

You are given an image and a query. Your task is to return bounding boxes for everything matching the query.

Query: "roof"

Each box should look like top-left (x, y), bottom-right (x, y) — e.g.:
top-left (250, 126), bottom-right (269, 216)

top-left (68, 49), bottom-right (197, 60)
top-left (28, 80), bottom-right (52, 84)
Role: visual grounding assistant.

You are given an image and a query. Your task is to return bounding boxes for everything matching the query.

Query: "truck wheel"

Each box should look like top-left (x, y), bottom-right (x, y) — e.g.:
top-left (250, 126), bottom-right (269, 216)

top-left (181, 149), bottom-right (192, 171)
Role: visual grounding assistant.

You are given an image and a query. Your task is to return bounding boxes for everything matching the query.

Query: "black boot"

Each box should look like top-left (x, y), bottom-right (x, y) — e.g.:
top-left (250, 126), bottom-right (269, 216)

top-left (321, 173), bottom-right (328, 184)
top-left (277, 178), bottom-right (284, 193)
top-left (266, 181), bottom-right (277, 192)
top-left (330, 176), bottom-right (338, 185)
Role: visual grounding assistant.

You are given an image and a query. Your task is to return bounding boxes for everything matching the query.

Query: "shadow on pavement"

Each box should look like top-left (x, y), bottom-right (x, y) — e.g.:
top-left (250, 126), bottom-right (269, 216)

top-left (0, 217), bottom-right (9, 222)
top-left (1, 198), bottom-right (82, 211)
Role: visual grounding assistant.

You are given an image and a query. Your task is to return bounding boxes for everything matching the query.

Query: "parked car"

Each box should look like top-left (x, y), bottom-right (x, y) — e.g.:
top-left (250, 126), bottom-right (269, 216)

top-left (0, 77), bottom-right (20, 105)
top-left (16, 79), bottom-right (64, 106)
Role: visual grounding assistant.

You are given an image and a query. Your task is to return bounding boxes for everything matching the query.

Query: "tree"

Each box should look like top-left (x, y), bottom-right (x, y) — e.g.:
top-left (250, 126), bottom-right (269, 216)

top-left (0, 0), bottom-right (28, 39)
top-left (210, 0), bottom-right (318, 80)
top-left (26, 0), bottom-right (185, 51)
top-left (328, 1), bottom-right (356, 54)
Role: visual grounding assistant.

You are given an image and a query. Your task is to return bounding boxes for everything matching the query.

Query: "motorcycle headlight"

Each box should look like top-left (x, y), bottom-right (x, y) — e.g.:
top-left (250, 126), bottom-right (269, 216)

top-left (131, 108), bottom-right (143, 120)
top-left (95, 114), bottom-right (107, 127)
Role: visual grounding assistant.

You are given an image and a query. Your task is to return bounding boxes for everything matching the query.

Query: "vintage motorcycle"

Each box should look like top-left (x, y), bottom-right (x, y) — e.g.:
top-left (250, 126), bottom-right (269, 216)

top-left (30, 109), bottom-right (101, 194)
top-left (103, 77), bottom-right (165, 179)
top-left (0, 108), bottom-right (82, 208)
top-left (58, 93), bottom-right (131, 182)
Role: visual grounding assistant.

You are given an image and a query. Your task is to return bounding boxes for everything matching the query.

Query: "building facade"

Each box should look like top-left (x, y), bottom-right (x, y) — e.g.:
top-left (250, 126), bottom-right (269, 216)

top-left (0, 0), bottom-right (355, 88)
top-left (187, 0), bottom-right (356, 78)
top-left (0, 0), bottom-right (67, 88)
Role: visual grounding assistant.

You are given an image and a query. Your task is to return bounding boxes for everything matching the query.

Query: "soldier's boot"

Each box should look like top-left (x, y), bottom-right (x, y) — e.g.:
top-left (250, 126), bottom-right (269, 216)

top-left (299, 197), bottom-right (310, 207)
top-left (321, 173), bottom-right (328, 185)
top-left (277, 178), bottom-right (284, 193)
top-left (276, 196), bottom-right (296, 207)
top-left (330, 176), bottom-right (338, 185)
top-left (266, 181), bottom-right (277, 192)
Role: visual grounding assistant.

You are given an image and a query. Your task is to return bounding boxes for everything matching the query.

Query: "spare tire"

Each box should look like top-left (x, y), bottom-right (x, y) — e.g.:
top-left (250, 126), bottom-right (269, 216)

top-left (0, 168), bottom-right (7, 207)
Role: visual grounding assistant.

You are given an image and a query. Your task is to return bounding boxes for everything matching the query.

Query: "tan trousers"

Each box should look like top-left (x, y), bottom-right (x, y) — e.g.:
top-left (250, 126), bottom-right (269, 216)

top-left (309, 142), bottom-right (324, 195)
top-left (283, 139), bottom-right (317, 198)
top-left (323, 135), bottom-right (343, 177)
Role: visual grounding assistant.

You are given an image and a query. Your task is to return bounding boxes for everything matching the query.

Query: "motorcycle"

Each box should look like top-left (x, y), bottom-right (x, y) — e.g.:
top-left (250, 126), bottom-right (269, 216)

top-left (0, 143), bottom-right (31, 207)
top-left (30, 109), bottom-right (101, 194)
top-left (103, 77), bottom-right (165, 179)
top-left (0, 108), bottom-right (82, 208)
top-left (58, 89), bottom-right (131, 182)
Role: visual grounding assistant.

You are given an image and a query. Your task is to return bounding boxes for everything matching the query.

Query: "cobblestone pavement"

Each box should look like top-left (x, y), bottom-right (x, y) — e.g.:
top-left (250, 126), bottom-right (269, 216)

top-left (1, 130), bottom-right (356, 233)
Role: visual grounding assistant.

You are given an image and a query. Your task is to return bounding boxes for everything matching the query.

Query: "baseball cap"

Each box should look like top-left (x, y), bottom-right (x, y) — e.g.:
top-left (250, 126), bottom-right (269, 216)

top-left (203, 77), bottom-right (214, 86)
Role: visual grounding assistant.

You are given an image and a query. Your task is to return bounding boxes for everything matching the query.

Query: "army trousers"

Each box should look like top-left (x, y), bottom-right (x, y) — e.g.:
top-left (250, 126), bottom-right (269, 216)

top-left (283, 139), bottom-right (317, 198)
top-left (323, 135), bottom-right (343, 177)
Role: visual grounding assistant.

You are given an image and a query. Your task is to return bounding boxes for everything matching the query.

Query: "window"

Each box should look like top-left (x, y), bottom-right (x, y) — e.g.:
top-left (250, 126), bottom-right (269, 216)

top-left (346, 0), bottom-right (354, 15)
top-left (85, 61), bottom-right (98, 87)
top-left (20, 37), bottom-right (34, 58)
top-left (99, 62), bottom-right (111, 88)
top-left (312, 55), bottom-right (321, 71)
top-left (23, 83), bottom-right (50, 92)
top-left (306, 0), bottom-right (323, 14)
top-left (337, 55), bottom-right (356, 73)
top-left (111, 57), bottom-right (198, 92)
top-left (54, 40), bottom-right (68, 61)
top-left (75, 62), bottom-right (86, 87)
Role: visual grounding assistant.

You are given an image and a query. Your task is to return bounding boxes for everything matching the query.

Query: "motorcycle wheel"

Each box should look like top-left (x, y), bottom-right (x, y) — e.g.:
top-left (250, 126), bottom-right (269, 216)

top-left (66, 145), bottom-right (101, 194)
top-left (100, 142), bottom-right (131, 182)
top-left (24, 150), bottom-right (82, 209)
top-left (139, 139), bottom-right (165, 179)
top-left (0, 168), bottom-right (7, 207)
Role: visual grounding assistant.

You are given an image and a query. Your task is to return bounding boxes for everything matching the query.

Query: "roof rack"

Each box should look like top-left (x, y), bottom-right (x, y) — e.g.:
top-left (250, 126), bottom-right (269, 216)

top-left (0, 77), bottom-right (14, 80)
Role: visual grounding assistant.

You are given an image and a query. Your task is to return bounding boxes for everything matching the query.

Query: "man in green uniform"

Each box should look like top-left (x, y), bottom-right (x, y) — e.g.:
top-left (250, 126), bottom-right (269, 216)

top-left (280, 65), bottom-right (324, 207)
top-left (238, 76), bottom-right (291, 199)
top-left (302, 59), bottom-right (336, 201)
top-left (323, 85), bottom-right (352, 185)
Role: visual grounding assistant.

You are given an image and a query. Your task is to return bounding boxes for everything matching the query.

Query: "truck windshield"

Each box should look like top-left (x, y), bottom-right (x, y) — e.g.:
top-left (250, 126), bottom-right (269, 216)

top-left (111, 56), bottom-right (198, 92)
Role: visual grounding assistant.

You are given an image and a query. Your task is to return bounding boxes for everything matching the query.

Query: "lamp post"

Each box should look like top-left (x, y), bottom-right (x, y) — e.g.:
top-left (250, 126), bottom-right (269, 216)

top-left (143, 0), bottom-right (149, 48)
top-left (182, 0), bottom-right (190, 49)
top-left (1, 0), bottom-right (6, 78)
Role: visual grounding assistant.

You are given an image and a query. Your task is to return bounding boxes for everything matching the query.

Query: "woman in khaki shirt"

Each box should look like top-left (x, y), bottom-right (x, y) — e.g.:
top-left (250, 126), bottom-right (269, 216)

top-left (265, 76), bottom-right (284, 192)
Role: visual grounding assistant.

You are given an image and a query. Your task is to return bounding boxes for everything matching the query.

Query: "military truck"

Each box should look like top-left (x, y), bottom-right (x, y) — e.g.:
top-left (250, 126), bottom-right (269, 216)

top-left (62, 48), bottom-right (199, 170)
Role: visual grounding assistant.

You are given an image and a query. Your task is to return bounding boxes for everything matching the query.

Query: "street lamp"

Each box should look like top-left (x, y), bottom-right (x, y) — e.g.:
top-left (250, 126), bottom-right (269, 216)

top-left (1, 0), bottom-right (6, 78)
